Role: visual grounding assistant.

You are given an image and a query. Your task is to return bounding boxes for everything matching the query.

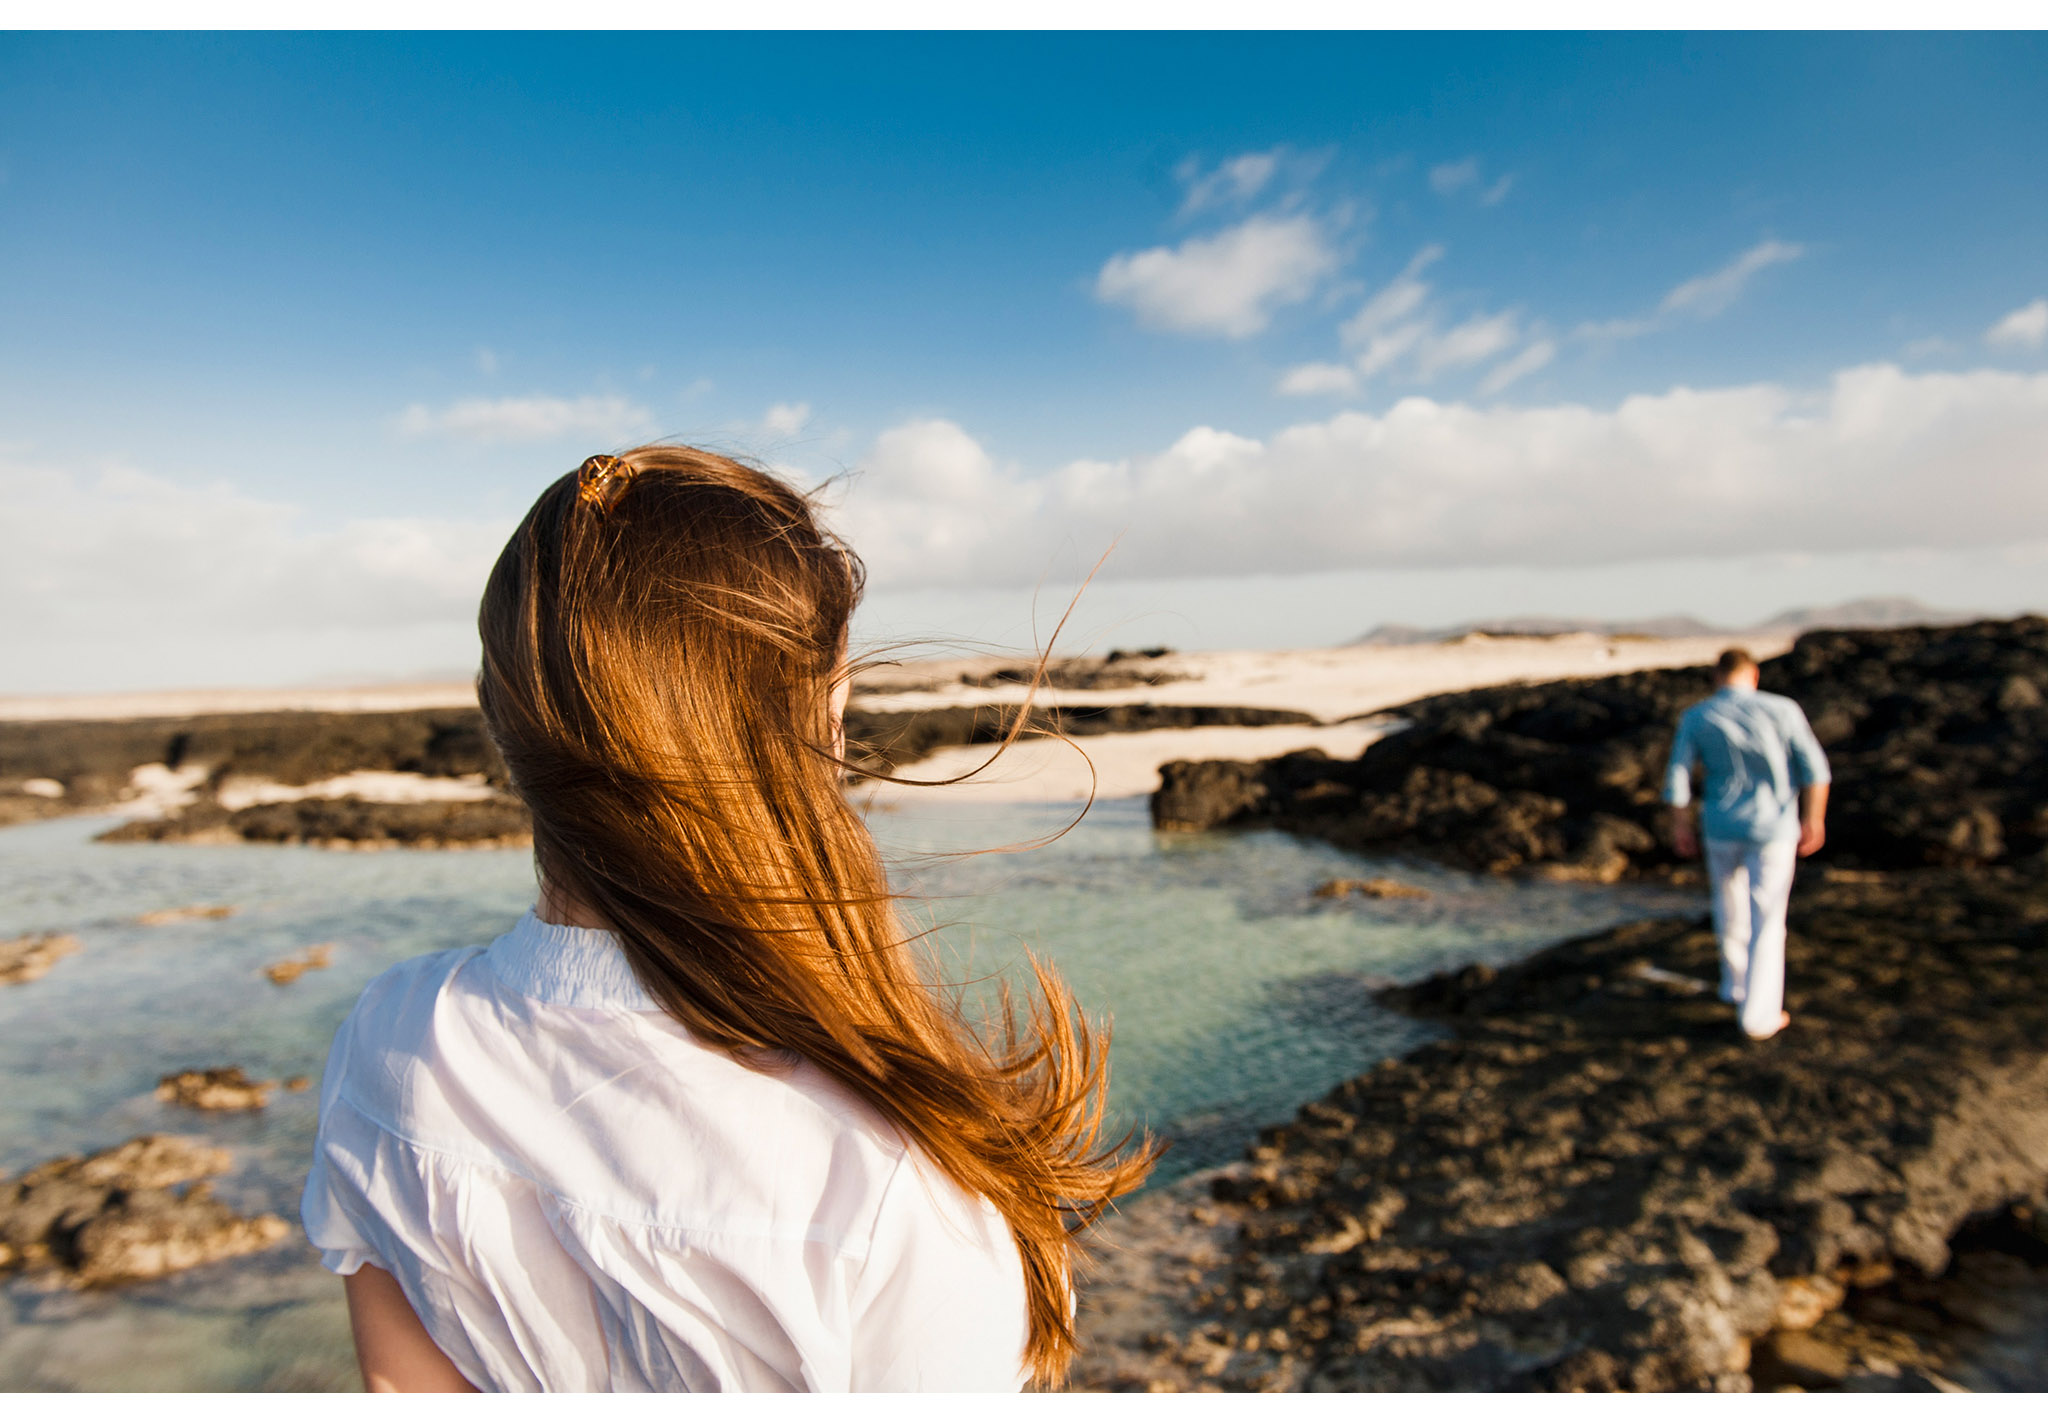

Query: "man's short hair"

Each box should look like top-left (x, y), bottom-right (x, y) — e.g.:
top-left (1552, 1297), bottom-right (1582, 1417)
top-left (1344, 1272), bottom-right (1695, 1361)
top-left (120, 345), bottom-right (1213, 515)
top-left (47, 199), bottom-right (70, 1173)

top-left (1716, 647), bottom-right (1759, 679)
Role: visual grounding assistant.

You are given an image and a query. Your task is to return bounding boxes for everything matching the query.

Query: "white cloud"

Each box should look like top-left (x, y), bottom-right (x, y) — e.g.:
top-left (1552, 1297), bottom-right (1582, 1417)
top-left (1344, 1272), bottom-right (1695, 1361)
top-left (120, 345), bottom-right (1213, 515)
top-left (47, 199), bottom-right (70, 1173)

top-left (1902, 336), bottom-right (1956, 359)
top-left (1573, 315), bottom-right (1660, 343)
top-left (1339, 245), bottom-right (1441, 349)
top-left (1430, 159), bottom-right (1512, 206)
top-left (1429, 158), bottom-right (1480, 196)
top-left (825, 364), bottom-right (2048, 590)
top-left (397, 394), bottom-right (653, 444)
top-left (1330, 245), bottom-right (1520, 386)
top-left (1416, 311), bottom-right (1522, 379)
top-left (1095, 214), bottom-right (1338, 338)
top-left (1659, 239), bottom-right (1804, 318)
top-left (1353, 324), bottom-right (1429, 379)
top-left (1277, 362), bottom-right (1359, 396)
top-left (0, 455), bottom-right (519, 688)
top-left (475, 346), bottom-right (500, 377)
top-left (1177, 149), bottom-right (1283, 216)
top-left (757, 401), bottom-right (812, 438)
top-left (1478, 338), bottom-right (1557, 395)
top-left (1986, 298), bottom-right (2048, 350)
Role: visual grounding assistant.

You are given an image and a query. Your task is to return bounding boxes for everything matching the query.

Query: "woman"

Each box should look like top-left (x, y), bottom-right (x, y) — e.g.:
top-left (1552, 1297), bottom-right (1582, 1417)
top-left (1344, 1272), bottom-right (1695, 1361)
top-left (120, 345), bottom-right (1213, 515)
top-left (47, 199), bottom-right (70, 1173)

top-left (302, 446), bottom-right (1154, 1392)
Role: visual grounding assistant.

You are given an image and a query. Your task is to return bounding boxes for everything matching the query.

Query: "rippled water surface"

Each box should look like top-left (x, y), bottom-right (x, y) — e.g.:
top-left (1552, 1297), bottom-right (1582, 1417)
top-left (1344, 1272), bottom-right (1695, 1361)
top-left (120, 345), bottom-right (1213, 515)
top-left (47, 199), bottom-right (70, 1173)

top-left (0, 800), bottom-right (1700, 1390)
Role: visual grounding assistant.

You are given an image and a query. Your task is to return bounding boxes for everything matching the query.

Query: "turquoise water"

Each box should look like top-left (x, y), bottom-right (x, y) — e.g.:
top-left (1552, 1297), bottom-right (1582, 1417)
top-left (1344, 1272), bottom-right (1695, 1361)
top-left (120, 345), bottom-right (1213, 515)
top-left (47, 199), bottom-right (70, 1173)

top-left (0, 800), bottom-right (1700, 1391)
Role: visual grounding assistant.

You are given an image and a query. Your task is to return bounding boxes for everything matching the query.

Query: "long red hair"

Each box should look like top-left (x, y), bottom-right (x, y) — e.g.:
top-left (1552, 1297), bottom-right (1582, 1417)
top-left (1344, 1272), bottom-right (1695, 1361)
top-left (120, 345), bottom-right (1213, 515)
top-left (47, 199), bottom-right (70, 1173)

top-left (476, 444), bottom-right (1155, 1385)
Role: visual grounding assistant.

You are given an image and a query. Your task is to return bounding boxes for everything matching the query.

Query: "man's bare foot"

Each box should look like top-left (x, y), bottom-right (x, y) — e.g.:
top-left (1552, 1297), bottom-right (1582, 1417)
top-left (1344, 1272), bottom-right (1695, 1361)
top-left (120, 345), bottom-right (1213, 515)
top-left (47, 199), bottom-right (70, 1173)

top-left (1744, 1011), bottom-right (1792, 1041)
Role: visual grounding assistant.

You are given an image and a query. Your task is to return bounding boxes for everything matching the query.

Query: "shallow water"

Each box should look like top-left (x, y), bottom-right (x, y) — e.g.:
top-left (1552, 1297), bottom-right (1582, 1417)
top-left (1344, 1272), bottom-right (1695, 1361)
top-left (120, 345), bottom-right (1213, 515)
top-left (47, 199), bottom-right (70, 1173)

top-left (0, 800), bottom-right (1701, 1391)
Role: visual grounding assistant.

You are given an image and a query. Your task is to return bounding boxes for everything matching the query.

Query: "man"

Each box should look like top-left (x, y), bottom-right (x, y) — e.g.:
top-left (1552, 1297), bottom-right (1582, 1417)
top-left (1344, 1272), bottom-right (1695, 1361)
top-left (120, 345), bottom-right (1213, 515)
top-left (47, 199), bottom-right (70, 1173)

top-left (1663, 648), bottom-right (1831, 1040)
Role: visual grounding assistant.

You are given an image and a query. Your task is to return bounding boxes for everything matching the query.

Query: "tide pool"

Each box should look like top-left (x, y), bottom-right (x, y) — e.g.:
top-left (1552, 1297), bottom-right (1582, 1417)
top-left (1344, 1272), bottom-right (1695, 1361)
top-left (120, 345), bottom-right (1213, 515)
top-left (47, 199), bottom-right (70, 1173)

top-left (0, 798), bottom-right (1699, 1390)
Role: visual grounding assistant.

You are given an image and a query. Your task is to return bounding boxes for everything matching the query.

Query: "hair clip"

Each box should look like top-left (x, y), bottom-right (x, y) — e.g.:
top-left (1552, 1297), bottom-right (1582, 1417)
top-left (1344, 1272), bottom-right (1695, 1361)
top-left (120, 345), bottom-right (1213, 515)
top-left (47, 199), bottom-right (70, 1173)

top-left (576, 454), bottom-right (633, 513)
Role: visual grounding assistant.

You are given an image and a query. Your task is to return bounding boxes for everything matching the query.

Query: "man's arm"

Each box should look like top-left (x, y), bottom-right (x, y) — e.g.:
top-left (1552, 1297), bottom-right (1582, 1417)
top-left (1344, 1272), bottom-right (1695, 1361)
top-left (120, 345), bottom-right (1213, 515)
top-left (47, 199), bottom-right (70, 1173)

top-left (1663, 715), bottom-right (1700, 859)
top-left (344, 1264), bottom-right (477, 1393)
top-left (1797, 782), bottom-right (1829, 858)
top-left (1785, 703), bottom-right (1832, 858)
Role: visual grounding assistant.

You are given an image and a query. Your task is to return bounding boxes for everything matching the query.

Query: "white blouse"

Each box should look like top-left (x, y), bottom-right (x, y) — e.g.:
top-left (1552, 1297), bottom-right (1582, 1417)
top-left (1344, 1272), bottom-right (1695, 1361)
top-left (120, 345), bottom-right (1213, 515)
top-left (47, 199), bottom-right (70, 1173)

top-left (301, 910), bottom-right (1030, 1392)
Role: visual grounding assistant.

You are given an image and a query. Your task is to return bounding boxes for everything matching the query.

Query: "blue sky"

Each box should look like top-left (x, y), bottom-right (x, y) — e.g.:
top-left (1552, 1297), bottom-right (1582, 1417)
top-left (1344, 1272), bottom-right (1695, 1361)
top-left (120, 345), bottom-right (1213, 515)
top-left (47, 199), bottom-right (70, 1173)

top-left (3, 32), bottom-right (2046, 691)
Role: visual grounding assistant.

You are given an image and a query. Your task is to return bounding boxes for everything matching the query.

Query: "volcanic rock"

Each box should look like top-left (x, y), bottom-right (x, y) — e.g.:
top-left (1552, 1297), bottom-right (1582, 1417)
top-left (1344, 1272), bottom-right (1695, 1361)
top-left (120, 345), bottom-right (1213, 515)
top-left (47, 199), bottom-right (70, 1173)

top-left (263, 944), bottom-right (333, 985)
top-left (134, 904), bottom-right (236, 926)
top-left (1070, 865), bottom-right (2048, 1392)
top-left (155, 1067), bottom-right (275, 1111)
top-left (1314, 877), bottom-right (1429, 901)
top-left (0, 1134), bottom-right (290, 1286)
top-left (103, 795), bottom-right (534, 849)
top-left (0, 933), bottom-right (82, 986)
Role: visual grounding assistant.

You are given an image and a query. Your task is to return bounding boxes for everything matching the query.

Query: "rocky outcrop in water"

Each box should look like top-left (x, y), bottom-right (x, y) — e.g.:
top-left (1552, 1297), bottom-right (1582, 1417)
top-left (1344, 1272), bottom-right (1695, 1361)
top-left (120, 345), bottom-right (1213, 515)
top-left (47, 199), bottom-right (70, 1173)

top-left (0, 933), bottom-right (82, 987)
top-left (1313, 878), bottom-right (1429, 901)
top-left (155, 1067), bottom-right (276, 1111)
top-left (262, 944), bottom-right (334, 985)
top-left (100, 794), bottom-right (535, 849)
top-left (0, 1135), bottom-right (290, 1287)
top-left (959, 648), bottom-right (1190, 692)
top-left (1151, 618), bottom-right (2048, 882)
top-left (1070, 864), bottom-right (2048, 1392)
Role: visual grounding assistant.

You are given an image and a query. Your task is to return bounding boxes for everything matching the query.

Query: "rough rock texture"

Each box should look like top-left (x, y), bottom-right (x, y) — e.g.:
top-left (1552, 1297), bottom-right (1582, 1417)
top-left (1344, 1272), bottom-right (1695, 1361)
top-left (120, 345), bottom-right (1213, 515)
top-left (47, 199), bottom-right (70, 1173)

top-left (1314, 878), bottom-right (1429, 902)
top-left (960, 649), bottom-right (1190, 692)
top-left (0, 1135), bottom-right (290, 1286)
top-left (1068, 866), bottom-right (2048, 1392)
top-left (155, 1067), bottom-right (275, 1111)
top-left (262, 944), bottom-right (334, 986)
top-left (100, 794), bottom-right (534, 849)
top-left (0, 933), bottom-right (82, 986)
top-left (134, 904), bottom-right (236, 926)
top-left (1151, 618), bottom-right (2048, 881)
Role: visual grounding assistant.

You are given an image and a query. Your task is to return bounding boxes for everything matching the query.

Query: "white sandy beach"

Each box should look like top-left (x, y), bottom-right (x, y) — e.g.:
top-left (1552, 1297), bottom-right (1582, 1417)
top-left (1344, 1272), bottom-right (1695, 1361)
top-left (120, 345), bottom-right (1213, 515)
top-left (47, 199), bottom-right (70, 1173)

top-left (0, 682), bottom-right (478, 723)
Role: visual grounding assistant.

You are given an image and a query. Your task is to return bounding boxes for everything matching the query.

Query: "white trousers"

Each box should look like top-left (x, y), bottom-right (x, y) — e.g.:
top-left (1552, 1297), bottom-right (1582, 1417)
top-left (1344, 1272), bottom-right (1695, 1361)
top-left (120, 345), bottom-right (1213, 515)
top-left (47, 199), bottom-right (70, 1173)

top-left (1705, 836), bottom-right (1799, 1039)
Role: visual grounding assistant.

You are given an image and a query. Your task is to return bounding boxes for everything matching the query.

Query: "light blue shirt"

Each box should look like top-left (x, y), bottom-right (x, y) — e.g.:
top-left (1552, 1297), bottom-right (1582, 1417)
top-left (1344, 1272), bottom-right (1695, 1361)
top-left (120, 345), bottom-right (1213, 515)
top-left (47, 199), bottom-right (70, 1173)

top-left (1663, 686), bottom-right (1832, 845)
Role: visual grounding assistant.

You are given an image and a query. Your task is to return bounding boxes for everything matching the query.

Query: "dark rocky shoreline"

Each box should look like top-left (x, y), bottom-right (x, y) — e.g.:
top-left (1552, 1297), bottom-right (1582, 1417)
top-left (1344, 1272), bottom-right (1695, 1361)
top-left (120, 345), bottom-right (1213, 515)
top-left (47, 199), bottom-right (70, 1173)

top-left (1073, 864), bottom-right (2048, 1392)
top-left (1077, 617), bottom-right (2048, 1391)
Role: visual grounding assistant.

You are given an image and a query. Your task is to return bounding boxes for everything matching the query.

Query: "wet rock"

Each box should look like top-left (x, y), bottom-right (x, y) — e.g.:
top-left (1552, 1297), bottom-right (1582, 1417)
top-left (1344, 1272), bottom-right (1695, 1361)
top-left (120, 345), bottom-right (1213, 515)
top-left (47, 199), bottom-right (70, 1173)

top-left (155, 1067), bottom-right (275, 1111)
top-left (1069, 866), bottom-right (2048, 1393)
top-left (1151, 759), bottom-right (1273, 832)
top-left (0, 932), bottom-right (82, 986)
top-left (960, 651), bottom-right (1191, 692)
top-left (0, 1134), bottom-right (290, 1287)
top-left (1751, 1331), bottom-right (1853, 1389)
top-left (1314, 877), bottom-right (1430, 901)
top-left (263, 943), bottom-right (333, 985)
top-left (133, 904), bottom-right (235, 926)
top-left (103, 795), bottom-right (534, 849)
top-left (1774, 1275), bottom-right (1848, 1331)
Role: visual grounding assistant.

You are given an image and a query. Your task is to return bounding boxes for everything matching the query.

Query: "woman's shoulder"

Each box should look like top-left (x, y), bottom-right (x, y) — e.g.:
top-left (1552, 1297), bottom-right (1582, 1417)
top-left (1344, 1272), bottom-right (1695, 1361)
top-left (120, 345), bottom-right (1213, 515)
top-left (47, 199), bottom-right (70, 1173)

top-left (317, 922), bottom-right (921, 1227)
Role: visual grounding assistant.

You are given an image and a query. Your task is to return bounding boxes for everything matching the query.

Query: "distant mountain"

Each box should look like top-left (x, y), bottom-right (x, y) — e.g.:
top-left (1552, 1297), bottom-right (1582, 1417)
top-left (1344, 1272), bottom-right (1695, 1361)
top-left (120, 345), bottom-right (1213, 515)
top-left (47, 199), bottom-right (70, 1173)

top-left (1347, 597), bottom-right (1986, 648)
